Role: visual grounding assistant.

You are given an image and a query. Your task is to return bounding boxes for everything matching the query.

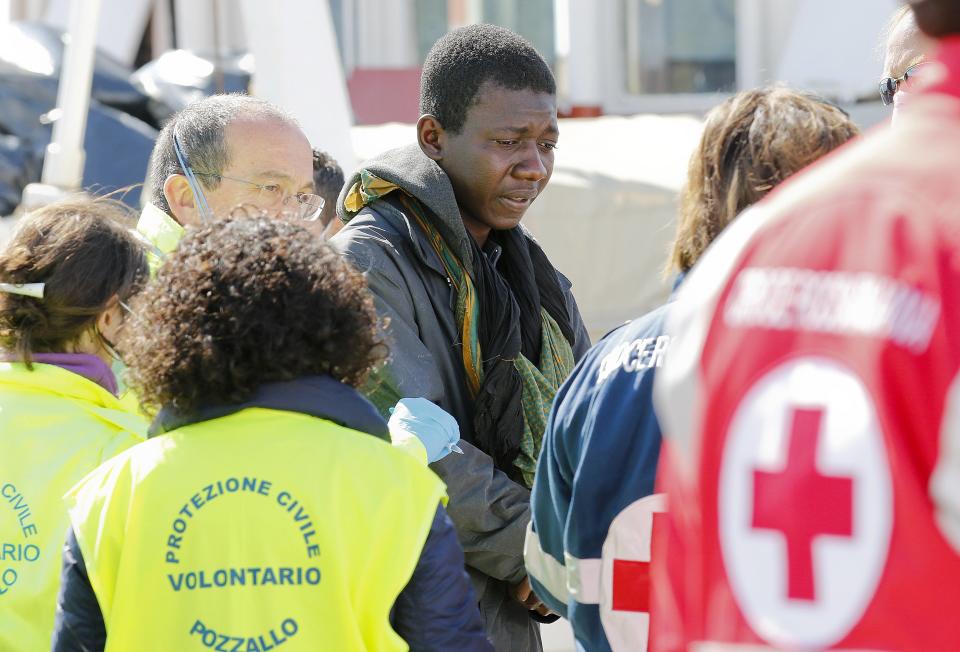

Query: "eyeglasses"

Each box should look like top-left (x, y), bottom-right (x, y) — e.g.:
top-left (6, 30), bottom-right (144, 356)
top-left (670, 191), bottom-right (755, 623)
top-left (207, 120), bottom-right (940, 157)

top-left (879, 63), bottom-right (926, 106)
top-left (193, 173), bottom-right (325, 222)
top-left (173, 133), bottom-right (324, 222)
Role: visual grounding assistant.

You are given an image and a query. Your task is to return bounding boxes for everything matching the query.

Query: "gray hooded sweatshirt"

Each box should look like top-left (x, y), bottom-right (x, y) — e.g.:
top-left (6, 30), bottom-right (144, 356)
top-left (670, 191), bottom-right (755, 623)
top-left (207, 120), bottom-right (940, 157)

top-left (332, 144), bottom-right (589, 651)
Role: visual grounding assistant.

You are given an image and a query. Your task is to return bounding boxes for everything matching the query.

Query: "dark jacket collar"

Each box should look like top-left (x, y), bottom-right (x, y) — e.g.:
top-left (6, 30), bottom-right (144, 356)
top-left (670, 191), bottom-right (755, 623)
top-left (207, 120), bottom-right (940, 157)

top-left (149, 375), bottom-right (389, 440)
top-left (338, 144), bottom-right (476, 268)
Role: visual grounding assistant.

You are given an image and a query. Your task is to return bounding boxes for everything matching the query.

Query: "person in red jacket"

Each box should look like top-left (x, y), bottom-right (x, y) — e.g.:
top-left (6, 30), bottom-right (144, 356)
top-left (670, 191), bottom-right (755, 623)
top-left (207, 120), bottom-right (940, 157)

top-left (652, 2), bottom-right (960, 650)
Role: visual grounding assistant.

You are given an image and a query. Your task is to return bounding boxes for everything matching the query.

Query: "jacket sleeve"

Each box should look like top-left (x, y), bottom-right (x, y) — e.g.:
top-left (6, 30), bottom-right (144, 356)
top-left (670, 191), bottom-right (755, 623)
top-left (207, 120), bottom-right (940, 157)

top-left (51, 528), bottom-right (106, 652)
top-left (337, 229), bottom-right (534, 585)
top-left (334, 226), bottom-right (446, 414)
top-left (430, 440), bottom-right (531, 584)
top-left (393, 505), bottom-right (494, 651)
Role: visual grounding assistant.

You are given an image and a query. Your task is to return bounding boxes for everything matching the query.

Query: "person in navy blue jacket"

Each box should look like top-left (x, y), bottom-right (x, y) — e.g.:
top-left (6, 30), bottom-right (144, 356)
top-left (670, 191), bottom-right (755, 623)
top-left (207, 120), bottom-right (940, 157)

top-left (524, 88), bottom-right (859, 652)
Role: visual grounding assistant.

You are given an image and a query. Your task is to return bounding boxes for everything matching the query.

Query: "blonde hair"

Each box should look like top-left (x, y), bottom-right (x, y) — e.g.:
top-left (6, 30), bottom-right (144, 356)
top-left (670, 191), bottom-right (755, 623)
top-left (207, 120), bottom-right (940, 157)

top-left (880, 5), bottom-right (927, 77)
top-left (880, 5), bottom-right (913, 46)
top-left (667, 87), bottom-right (859, 274)
top-left (881, 5), bottom-right (914, 53)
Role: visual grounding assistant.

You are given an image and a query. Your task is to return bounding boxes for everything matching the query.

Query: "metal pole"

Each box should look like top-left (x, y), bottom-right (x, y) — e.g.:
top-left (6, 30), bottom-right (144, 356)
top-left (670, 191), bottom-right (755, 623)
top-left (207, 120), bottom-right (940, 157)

top-left (20, 0), bottom-right (103, 209)
top-left (42, 0), bottom-right (102, 189)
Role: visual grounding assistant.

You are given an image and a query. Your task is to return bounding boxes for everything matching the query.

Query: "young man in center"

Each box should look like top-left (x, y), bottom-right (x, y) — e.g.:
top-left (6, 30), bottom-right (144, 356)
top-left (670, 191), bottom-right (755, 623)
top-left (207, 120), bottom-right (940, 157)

top-left (333, 23), bottom-right (590, 650)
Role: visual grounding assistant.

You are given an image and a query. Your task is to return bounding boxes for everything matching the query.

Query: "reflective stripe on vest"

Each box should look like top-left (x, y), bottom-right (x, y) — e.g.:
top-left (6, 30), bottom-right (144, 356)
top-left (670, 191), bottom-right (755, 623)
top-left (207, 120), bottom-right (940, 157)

top-left (67, 407), bottom-right (445, 651)
top-left (524, 494), bottom-right (666, 609)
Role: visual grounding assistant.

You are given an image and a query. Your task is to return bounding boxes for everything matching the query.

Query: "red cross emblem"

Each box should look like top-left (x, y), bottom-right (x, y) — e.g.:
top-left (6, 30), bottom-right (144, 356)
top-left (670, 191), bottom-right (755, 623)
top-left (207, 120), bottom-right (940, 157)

top-left (601, 493), bottom-right (666, 651)
top-left (718, 358), bottom-right (892, 648)
top-left (751, 407), bottom-right (854, 602)
top-left (611, 512), bottom-right (665, 612)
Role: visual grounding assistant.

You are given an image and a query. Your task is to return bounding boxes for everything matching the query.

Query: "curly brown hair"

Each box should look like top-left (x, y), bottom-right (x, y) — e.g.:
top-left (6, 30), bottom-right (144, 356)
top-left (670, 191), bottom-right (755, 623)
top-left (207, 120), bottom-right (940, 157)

top-left (668, 87), bottom-right (859, 275)
top-left (0, 196), bottom-right (147, 366)
top-left (121, 216), bottom-right (386, 414)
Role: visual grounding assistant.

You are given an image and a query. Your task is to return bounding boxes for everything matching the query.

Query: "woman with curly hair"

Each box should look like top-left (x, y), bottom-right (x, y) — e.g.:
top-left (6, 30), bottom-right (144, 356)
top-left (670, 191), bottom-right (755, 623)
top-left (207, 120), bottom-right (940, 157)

top-left (53, 216), bottom-right (492, 651)
top-left (0, 197), bottom-right (149, 651)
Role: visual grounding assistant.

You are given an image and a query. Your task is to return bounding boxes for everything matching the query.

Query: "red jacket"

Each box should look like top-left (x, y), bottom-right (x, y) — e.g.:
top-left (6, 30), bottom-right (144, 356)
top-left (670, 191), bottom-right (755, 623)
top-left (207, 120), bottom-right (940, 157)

top-left (652, 37), bottom-right (960, 652)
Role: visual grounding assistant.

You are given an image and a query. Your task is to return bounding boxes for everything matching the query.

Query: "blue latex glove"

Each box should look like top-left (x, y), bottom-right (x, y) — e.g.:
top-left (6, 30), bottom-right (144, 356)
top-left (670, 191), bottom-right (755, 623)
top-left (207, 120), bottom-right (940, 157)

top-left (388, 398), bottom-right (464, 464)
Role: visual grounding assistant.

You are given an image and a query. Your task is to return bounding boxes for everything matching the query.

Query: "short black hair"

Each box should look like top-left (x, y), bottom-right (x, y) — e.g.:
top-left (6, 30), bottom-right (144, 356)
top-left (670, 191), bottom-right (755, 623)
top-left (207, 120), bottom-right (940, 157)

top-left (312, 149), bottom-right (345, 208)
top-left (420, 24), bottom-right (556, 134)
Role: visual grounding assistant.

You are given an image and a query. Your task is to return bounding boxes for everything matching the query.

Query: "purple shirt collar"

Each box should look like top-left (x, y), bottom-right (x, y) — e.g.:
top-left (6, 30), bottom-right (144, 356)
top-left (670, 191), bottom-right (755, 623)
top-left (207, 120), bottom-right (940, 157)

top-left (3, 352), bottom-right (119, 396)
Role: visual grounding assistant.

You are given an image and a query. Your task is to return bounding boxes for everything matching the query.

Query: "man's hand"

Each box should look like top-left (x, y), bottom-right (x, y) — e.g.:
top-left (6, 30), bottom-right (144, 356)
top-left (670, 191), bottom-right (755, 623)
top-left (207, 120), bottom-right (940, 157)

top-left (512, 576), bottom-right (556, 617)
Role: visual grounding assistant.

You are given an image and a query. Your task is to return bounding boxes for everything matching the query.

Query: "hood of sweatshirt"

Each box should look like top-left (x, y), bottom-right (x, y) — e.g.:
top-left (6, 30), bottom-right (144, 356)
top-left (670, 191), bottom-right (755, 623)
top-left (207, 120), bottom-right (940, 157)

top-left (338, 143), bottom-right (476, 268)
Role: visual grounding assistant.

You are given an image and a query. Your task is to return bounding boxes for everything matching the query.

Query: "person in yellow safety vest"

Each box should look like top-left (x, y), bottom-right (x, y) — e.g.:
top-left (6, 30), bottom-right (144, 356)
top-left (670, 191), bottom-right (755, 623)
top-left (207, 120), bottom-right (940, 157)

top-left (0, 196), bottom-right (149, 652)
top-left (52, 216), bottom-right (493, 652)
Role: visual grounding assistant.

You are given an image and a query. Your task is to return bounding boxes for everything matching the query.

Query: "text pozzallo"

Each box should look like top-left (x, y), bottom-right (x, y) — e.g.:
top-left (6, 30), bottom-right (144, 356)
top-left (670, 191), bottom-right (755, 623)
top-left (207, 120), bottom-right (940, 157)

top-left (161, 476), bottom-right (321, 645)
top-left (190, 617), bottom-right (299, 651)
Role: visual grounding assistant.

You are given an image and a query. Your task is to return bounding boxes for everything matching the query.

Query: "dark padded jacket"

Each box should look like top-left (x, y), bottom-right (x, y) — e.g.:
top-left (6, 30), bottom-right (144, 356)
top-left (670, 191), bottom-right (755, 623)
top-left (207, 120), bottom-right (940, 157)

top-left (333, 145), bottom-right (590, 651)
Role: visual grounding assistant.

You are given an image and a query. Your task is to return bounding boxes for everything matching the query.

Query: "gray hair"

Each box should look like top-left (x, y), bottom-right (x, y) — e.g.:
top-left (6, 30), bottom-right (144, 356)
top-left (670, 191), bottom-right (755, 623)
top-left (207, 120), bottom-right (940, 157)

top-left (144, 94), bottom-right (297, 214)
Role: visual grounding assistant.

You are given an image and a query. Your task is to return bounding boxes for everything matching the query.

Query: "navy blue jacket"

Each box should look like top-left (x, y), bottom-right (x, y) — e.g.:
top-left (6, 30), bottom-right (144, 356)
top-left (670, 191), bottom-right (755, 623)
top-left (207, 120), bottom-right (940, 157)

top-left (525, 303), bottom-right (670, 652)
top-left (51, 376), bottom-right (492, 652)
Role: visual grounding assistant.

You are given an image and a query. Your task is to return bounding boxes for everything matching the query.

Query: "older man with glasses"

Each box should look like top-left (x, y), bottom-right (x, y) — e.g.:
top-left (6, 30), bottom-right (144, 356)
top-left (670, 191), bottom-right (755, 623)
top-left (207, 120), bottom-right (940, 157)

top-left (880, 4), bottom-right (934, 121)
top-left (138, 94), bottom-right (323, 262)
top-left (103, 94), bottom-right (324, 412)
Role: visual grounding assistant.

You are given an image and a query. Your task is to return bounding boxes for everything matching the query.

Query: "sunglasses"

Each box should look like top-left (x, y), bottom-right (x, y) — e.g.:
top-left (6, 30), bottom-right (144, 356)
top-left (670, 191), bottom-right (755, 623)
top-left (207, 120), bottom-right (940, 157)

top-left (879, 63), bottom-right (926, 106)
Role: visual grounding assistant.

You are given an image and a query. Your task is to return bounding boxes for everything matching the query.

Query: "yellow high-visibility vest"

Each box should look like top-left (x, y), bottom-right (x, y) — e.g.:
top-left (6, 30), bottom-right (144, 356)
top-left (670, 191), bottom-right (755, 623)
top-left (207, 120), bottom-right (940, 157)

top-left (0, 362), bottom-right (145, 651)
top-left (66, 407), bottom-right (445, 651)
top-left (136, 202), bottom-right (185, 274)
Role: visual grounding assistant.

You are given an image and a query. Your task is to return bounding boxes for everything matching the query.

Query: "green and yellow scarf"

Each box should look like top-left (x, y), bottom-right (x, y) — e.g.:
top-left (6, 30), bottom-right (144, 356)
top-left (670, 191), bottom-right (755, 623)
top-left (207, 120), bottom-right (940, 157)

top-left (346, 171), bottom-right (576, 486)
